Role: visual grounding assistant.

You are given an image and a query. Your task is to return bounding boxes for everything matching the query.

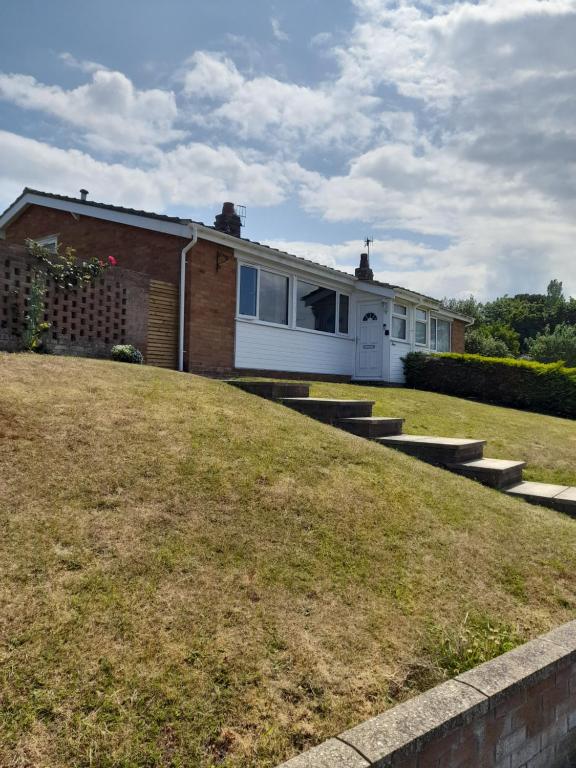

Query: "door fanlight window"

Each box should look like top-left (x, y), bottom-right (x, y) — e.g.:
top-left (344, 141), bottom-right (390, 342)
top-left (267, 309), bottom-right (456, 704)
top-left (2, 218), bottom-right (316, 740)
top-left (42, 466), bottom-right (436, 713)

top-left (363, 312), bottom-right (378, 322)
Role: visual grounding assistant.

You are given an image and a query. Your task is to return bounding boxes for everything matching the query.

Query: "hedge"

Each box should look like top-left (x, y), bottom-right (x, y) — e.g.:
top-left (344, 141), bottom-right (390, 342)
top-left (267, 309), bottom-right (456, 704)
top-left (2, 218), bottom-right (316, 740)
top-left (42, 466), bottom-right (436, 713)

top-left (403, 352), bottom-right (576, 419)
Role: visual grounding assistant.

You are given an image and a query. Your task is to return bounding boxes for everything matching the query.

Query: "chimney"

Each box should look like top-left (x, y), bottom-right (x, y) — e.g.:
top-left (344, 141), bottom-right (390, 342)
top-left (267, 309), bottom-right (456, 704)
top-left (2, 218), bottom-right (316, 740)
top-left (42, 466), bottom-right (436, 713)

top-left (355, 252), bottom-right (374, 281)
top-left (214, 202), bottom-right (242, 238)
top-left (80, 189), bottom-right (88, 201)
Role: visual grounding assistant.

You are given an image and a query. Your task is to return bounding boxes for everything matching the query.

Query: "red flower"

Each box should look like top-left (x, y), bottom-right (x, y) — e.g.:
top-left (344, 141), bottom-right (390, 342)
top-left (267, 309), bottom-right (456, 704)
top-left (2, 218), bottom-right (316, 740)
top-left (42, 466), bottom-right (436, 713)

top-left (108, 255), bottom-right (117, 266)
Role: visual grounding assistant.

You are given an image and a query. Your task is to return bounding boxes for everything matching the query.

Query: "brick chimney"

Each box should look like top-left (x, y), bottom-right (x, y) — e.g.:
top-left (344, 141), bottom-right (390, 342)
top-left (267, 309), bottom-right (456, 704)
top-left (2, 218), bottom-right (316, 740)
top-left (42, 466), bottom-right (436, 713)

top-left (214, 202), bottom-right (242, 238)
top-left (355, 252), bottom-right (374, 281)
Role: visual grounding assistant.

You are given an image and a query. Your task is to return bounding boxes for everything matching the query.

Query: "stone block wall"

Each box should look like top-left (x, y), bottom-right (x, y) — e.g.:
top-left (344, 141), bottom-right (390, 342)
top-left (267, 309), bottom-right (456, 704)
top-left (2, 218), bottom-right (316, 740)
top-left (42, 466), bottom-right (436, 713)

top-left (279, 621), bottom-right (576, 768)
top-left (0, 242), bottom-right (149, 359)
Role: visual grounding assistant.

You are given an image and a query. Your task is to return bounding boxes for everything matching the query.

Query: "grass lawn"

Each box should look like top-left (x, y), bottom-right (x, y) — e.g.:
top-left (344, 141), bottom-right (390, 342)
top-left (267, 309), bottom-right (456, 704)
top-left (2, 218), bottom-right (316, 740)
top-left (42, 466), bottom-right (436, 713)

top-left (2, 355), bottom-right (576, 767)
top-left (310, 381), bottom-right (576, 488)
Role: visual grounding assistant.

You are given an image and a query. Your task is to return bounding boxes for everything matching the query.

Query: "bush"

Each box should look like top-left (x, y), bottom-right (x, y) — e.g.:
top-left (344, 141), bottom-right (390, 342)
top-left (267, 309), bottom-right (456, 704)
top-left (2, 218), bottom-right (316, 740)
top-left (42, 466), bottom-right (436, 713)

top-left (111, 344), bottom-right (144, 364)
top-left (526, 323), bottom-right (576, 367)
top-left (464, 328), bottom-right (512, 358)
top-left (403, 352), bottom-right (576, 419)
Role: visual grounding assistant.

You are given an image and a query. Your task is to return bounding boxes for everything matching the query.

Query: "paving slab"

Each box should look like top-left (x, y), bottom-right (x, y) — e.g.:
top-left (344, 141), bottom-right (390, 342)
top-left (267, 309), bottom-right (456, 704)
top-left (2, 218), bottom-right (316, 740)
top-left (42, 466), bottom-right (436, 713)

top-left (276, 738), bottom-right (369, 768)
top-left (449, 458), bottom-right (526, 489)
top-left (379, 434), bottom-right (486, 464)
top-left (506, 481), bottom-right (570, 499)
top-left (337, 416), bottom-right (404, 439)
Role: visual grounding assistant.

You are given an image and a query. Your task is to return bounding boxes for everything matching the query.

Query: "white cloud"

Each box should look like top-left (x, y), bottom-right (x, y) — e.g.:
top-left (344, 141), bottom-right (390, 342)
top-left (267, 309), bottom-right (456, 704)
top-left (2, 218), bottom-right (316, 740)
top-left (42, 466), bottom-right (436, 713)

top-left (0, 69), bottom-right (184, 154)
top-left (0, 130), bottom-right (297, 212)
top-left (271, 17), bottom-right (290, 42)
top-left (182, 51), bottom-right (244, 100)
top-left (59, 52), bottom-right (108, 74)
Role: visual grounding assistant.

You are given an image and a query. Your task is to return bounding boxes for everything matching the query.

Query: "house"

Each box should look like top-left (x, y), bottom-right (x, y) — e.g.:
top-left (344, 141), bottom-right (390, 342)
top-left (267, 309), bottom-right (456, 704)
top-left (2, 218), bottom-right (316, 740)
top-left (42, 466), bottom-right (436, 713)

top-left (0, 188), bottom-right (471, 382)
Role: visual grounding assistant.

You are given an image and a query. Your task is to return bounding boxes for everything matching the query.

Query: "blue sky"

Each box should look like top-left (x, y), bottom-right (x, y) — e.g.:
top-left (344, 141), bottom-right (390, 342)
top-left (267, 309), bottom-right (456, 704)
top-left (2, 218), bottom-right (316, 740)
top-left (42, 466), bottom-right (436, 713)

top-left (1, 0), bottom-right (576, 299)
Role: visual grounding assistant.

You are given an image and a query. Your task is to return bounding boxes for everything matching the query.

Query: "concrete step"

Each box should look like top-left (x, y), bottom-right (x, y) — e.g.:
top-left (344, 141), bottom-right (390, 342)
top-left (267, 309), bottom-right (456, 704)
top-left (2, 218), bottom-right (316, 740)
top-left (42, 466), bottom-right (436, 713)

top-left (337, 417), bottom-right (404, 439)
top-left (505, 482), bottom-right (576, 516)
top-left (448, 458), bottom-right (526, 489)
top-left (229, 380), bottom-right (310, 400)
top-left (378, 434), bottom-right (486, 464)
top-left (280, 397), bottom-right (374, 423)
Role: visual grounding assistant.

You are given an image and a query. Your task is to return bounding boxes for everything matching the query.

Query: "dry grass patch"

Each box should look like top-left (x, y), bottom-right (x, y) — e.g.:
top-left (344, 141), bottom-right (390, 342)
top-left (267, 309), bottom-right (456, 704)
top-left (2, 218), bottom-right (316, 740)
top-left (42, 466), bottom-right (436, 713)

top-left (1, 355), bottom-right (576, 767)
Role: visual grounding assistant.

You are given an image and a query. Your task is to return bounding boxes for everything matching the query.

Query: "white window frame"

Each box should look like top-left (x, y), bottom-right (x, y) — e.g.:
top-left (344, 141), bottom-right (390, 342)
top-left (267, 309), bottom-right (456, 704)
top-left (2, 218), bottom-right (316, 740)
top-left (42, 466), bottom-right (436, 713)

top-left (35, 235), bottom-right (58, 253)
top-left (295, 277), bottom-right (350, 337)
top-left (431, 316), bottom-right (452, 352)
top-left (415, 308), bottom-right (428, 347)
top-left (391, 303), bottom-right (408, 341)
top-left (236, 262), bottom-right (291, 328)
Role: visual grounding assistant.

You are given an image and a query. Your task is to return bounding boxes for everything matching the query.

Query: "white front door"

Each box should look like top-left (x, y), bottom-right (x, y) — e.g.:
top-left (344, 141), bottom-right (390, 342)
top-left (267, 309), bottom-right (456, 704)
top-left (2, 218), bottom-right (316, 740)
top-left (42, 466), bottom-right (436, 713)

top-left (356, 302), bottom-right (383, 379)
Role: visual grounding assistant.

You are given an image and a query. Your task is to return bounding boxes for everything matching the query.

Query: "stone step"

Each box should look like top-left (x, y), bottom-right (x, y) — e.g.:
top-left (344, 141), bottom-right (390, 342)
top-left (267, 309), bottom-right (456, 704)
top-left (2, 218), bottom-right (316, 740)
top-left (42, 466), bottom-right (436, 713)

top-left (378, 434), bottom-right (486, 464)
top-left (337, 417), bottom-right (404, 439)
top-left (280, 398), bottom-right (374, 423)
top-left (505, 482), bottom-right (576, 516)
top-left (448, 458), bottom-right (526, 489)
top-left (229, 380), bottom-right (310, 400)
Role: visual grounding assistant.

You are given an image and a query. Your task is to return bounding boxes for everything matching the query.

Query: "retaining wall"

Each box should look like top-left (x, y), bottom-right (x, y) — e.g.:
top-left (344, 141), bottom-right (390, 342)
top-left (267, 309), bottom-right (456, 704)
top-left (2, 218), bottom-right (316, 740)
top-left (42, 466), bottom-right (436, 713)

top-left (279, 621), bottom-right (576, 768)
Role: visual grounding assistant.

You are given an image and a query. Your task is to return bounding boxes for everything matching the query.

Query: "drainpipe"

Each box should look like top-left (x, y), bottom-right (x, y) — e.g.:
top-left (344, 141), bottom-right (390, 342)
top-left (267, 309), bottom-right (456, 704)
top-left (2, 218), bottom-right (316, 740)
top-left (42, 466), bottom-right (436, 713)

top-left (178, 223), bottom-right (198, 372)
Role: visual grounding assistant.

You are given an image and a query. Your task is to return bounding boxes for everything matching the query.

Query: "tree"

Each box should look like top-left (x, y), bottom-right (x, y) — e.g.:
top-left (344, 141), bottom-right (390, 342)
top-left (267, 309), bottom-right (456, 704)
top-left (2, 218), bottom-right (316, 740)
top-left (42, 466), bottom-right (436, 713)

top-left (464, 328), bottom-right (513, 358)
top-left (526, 324), bottom-right (576, 367)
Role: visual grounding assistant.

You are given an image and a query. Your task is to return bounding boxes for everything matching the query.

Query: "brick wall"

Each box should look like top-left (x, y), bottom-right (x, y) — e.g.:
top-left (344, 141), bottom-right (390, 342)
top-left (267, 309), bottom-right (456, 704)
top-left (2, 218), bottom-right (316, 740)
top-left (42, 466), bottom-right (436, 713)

top-left (279, 620), bottom-right (576, 768)
top-left (5, 204), bottom-right (238, 373)
top-left (185, 237), bottom-right (236, 374)
top-left (0, 241), bottom-right (149, 358)
top-left (452, 319), bottom-right (466, 353)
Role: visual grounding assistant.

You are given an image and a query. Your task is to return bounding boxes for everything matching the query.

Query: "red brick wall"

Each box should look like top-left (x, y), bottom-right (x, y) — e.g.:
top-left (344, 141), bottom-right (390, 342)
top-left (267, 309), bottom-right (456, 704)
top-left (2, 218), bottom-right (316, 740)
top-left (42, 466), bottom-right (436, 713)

top-left (185, 238), bottom-right (236, 374)
top-left (4, 204), bottom-right (238, 373)
top-left (5, 205), bottom-right (184, 285)
top-left (451, 319), bottom-right (466, 353)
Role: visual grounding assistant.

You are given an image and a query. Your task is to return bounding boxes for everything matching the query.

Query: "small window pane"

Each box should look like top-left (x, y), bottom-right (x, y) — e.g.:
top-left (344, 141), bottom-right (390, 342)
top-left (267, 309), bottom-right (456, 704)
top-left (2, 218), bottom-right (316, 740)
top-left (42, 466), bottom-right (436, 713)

top-left (416, 320), bottom-right (427, 345)
top-left (339, 294), bottom-right (349, 334)
top-left (239, 265), bottom-right (257, 316)
top-left (430, 318), bottom-right (437, 350)
top-left (259, 270), bottom-right (289, 325)
top-left (392, 316), bottom-right (407, 339)
top-left (393, 304), bottom-right (407, 316)
top-left (437, 320), bottom-right (451, 352)
top-left (416, 309), bottom-right (427, 322)
top-left (297, 280), bottom-right (336, 333)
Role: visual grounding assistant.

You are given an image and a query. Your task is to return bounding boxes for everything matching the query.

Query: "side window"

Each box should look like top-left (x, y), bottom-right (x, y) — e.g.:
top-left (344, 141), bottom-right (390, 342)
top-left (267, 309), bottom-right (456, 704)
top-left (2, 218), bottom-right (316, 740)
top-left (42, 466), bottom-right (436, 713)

top-left (339, 294), bottom-right (350, 334)
top-left (415, 309), bottom-right (428, 345)
top-left (392, 304), bottom-right (407, 340)
top-left (238, 265), bottom-right (257, 316)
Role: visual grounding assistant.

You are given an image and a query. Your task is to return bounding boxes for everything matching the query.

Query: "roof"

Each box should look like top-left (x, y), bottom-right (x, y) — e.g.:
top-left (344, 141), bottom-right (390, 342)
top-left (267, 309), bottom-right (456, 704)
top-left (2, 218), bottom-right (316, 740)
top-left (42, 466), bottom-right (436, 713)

top-left (0, 188), bottom-right (471, 319)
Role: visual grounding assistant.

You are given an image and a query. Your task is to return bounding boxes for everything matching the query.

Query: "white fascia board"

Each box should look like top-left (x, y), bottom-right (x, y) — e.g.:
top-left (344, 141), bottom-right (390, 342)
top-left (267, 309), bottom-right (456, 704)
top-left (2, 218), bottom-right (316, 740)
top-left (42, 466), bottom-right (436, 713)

top-left (353, 282), bottom-right (395, 299)
top-left (0, 193), bottom-right (194, 239)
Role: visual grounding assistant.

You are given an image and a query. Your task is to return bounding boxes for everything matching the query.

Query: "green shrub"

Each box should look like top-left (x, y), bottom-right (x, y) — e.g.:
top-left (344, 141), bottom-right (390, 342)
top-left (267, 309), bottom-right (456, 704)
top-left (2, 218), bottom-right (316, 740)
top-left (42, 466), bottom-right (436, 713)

top-left (526, 323), bottom-right (576, 367)
top-left (403, 352), bottom-right (576, 418)
top-left (111, 344), bottom-right (144, 364)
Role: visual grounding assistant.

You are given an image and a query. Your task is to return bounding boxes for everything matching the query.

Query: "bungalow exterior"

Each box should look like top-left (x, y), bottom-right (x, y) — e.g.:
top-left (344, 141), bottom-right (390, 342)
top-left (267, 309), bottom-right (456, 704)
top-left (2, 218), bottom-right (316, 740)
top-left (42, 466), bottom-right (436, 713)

top-left (0, 189), bottom-right (471, 382)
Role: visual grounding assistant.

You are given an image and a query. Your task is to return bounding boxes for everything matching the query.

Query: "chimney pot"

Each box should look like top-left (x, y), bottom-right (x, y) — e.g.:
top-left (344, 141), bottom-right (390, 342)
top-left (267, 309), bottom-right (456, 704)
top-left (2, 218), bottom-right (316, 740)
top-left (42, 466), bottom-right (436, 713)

top-left (80, 189), bottom-right (88, 201)
top-left (355, 252), bottom-right (374, 281)
top-left (214, 201), bottom-right (242, 238)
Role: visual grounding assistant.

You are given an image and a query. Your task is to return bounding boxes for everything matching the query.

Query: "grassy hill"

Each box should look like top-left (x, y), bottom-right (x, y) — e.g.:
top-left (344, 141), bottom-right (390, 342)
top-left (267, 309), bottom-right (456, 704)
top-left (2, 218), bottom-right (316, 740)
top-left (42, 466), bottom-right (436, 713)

top-left (1, 355), bottom-right (576, 768)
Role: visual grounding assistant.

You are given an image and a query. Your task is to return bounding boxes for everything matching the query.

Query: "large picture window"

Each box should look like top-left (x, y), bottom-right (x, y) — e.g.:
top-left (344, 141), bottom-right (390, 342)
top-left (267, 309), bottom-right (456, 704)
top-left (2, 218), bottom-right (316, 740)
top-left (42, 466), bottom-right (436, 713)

top-left (259, 270), bottom-right (289, 325)
top-left (297, 280), bottom-right (336, 333)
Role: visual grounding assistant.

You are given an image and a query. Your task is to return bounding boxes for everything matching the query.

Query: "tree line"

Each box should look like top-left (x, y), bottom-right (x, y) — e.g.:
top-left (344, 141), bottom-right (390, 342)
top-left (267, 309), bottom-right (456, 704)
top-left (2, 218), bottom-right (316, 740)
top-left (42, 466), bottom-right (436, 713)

top-left (443, 280), bottom-right (576, 366)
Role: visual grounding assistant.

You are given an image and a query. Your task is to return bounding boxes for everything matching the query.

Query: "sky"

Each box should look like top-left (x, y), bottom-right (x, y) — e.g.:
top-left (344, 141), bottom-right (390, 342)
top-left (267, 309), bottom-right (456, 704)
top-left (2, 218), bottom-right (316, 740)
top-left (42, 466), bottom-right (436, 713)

top-left (1, 0), bottom-right (575, 300)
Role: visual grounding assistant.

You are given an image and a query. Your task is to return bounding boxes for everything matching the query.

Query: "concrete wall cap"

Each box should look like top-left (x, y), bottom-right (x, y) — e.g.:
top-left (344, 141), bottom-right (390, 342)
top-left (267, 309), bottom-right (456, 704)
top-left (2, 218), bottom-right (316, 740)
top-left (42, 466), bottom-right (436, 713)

top-left (276, 738), bottom-right (369, 768)
top-left (338, 679), bottom-right (487, 766)
top-left (456, 636), bottom-right (570, 703)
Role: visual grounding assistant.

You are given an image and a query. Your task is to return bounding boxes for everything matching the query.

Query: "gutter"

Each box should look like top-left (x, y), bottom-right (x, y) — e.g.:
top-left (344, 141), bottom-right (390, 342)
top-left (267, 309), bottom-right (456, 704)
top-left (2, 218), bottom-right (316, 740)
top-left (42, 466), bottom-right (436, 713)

top-left (178, 223), bottom-right (198, 372)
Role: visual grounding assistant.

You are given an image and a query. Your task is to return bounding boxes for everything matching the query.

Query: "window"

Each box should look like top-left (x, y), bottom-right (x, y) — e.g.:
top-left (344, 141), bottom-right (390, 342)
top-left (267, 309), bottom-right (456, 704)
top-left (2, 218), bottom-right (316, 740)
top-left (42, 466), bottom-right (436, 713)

top-left (339, 294), bottom-right (350, 334)
top-left (415, 308), bottom-right (428, 345)
top-left (392, 303), bottom-right (407, 340)
top-left (239, 265), bottom-right (257, 316)
top-left (259, 270), bottom-right (289, 325)
top-left (35, 235), bottom-right (58, 253)
top-left (431, 318), bottom-right (451, 352)
top-left (297, 280), bottom-right (336, 333)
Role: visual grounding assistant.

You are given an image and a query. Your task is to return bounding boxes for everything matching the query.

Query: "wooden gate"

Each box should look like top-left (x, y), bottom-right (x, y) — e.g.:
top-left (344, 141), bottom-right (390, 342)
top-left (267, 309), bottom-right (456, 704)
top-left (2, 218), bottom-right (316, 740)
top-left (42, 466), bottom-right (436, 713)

top-left (146, 280), bottom-right (178, 369)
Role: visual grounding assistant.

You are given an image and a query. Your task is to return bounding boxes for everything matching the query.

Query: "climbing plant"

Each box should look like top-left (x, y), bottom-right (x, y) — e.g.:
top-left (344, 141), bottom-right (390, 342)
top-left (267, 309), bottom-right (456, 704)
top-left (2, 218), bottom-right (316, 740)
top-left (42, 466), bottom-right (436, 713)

top-left (22, 239), bottom-right (117, 352)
